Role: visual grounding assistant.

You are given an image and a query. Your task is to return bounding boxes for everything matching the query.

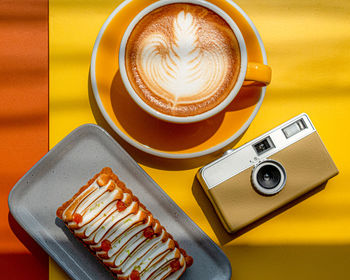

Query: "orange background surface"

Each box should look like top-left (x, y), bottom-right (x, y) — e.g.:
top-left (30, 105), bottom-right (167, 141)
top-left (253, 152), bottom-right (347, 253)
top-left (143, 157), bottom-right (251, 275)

top-left (0, 0), bottom-right (48, 279)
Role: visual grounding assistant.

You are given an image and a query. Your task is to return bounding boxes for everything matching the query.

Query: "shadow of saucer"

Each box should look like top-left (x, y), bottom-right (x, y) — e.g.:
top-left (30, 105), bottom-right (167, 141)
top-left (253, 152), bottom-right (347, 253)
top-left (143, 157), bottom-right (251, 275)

top-left (88, 72), bottom-right (218, 170)
top-left (89, 80), bottom-right (247, 169)
top-left (88, 69), bottom-right (260, 170)
top-left (110, 70), bottom-right (225, 152)
top-left (191, 177), bottom-right (327, 245)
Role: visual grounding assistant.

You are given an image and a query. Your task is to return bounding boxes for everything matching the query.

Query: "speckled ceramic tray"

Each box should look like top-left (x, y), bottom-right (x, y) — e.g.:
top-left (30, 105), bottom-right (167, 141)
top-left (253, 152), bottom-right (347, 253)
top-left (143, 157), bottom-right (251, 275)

top-left (8, 124), bottom-right (231, 280)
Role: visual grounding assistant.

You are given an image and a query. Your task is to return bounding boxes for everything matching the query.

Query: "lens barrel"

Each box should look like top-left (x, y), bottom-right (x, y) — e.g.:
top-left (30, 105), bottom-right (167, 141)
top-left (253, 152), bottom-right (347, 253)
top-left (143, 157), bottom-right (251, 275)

top-left (251, 160), bottom-right (286, 195)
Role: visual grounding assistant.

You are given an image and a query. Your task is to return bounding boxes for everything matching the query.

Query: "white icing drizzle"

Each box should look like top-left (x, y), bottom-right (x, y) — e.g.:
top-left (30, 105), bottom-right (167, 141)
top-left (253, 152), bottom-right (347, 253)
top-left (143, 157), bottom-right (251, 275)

top-left (62, 174), bottom-right (188, 279)
top-left (62, 182), bottom-right (98, 221)
top-left (141, 248), bottom-right (180, 280)
top-left (87, 201), bottom-right (139, 244)
top-left (153, 255), bottom-right (186, 280)
top-left (116, 230), bottom-right (166, 274)
top-left (118, 235), bottom-right (173, 277)
top-left (74, 202), bottom-right (116, 238)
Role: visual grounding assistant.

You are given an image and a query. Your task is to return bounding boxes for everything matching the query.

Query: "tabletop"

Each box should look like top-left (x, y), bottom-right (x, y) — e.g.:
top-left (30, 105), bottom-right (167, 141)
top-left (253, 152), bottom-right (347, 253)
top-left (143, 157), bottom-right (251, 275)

top-left (1, 0), bottom-right (350, 279)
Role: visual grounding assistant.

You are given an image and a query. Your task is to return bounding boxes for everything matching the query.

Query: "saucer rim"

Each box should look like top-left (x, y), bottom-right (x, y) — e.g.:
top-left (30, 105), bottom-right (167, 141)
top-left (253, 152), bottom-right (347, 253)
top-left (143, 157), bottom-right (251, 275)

top-left (90, 0), bottom-right (267, 159)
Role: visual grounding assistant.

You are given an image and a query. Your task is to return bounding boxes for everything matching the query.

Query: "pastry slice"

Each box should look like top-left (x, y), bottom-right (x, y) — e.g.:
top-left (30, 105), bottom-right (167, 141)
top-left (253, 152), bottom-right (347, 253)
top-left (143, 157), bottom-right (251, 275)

top-left (56, 167), bottom-right (193, 280)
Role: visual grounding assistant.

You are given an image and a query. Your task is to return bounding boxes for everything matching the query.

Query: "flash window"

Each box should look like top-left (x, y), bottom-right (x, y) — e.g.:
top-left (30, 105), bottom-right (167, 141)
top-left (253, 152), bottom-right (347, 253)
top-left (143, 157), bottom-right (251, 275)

top-left (283, 119), bottom-right (307, 138)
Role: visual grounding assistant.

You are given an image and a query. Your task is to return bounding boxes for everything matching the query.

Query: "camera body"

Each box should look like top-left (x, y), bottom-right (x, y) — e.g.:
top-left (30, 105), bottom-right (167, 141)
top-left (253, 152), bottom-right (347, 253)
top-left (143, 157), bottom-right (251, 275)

top-left (197, 113), bottom-right (338, 233)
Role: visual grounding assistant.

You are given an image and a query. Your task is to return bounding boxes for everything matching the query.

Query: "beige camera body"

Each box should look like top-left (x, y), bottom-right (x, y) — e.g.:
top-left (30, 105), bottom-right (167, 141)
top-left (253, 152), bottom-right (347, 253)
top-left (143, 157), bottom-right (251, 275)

top-left (197, 114), bottom-right (338, 233)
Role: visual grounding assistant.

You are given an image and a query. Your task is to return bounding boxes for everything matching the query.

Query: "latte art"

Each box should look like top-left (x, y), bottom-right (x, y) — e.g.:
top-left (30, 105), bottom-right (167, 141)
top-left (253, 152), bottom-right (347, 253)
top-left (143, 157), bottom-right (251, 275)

top-left (125, 3), bottom-right (241, 117)
top-left (141, 11), bottom-right (227, 102)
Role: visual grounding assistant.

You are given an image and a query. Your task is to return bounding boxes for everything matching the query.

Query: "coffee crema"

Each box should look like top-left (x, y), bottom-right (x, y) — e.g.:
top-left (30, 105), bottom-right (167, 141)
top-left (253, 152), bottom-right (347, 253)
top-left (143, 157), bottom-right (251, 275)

top-left (125, 3), bottom-right (241, 117)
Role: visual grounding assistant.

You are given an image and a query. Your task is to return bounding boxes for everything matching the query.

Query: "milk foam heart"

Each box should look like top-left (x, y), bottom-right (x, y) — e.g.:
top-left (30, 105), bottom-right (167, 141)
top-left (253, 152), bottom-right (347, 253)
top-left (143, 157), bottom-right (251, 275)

top-left (125, 3), bottom-right (241, 117)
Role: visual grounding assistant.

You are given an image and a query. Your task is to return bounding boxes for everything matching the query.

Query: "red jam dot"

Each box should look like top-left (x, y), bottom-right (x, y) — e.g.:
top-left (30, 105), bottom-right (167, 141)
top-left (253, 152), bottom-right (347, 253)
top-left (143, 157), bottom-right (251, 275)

top-left (101, 240), bottom-right (112, 252)
top-left (170, 259), bottom-right (181, 272)
top-left (143, 227), bottom-right (154, 239)
top-left (73, 213), bottom-right (83, 224)
top-left (116, 200), bottom-right (127, 212)
top-left (185, 256), bottom-right (193, 267)
top-left (130, 269), bottom-right (140, 280)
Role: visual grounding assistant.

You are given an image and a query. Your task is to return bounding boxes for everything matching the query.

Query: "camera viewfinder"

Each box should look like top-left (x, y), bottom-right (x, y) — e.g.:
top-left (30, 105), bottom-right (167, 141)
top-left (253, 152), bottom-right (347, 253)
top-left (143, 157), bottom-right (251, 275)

top-left (283, 118), bottom-right (307, 138)
top-left (253, 136), bottom-right (275, 156)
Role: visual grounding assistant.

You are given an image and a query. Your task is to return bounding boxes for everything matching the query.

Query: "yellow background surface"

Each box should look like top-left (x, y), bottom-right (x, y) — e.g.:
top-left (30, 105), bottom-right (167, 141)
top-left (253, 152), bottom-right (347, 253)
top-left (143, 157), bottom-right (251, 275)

top-left (50, 0), bottom-right (350, 279)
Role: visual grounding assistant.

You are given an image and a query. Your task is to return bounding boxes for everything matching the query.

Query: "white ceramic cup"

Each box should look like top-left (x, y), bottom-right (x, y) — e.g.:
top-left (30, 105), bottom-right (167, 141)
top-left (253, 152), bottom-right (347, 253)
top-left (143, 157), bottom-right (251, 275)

top-left (119, 0), bottom-right (248, 124)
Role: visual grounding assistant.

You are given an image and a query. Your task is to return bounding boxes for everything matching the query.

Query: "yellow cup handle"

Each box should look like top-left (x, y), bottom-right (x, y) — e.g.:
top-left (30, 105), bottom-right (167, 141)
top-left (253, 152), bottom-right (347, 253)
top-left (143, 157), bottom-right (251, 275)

top-left (243, 62), bottom-right (272, 87)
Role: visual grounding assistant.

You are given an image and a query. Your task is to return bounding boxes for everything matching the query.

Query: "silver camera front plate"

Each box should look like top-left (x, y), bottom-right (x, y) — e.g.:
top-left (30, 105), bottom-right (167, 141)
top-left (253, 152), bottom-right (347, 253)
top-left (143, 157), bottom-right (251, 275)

top-left (200, 113), bottom-right (315, 190)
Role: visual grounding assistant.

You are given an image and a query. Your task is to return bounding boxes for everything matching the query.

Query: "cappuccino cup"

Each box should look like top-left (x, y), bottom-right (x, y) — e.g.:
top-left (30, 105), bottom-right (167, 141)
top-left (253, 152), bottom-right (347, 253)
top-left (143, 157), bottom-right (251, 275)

top-left (119, 0), bottom-right (271, 123)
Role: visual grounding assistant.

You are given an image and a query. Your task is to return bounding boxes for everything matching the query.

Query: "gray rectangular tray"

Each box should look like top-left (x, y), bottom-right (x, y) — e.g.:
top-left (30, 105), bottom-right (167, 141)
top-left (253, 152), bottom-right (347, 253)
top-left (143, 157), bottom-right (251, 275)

top-left (8, 124), bottom-right (231, 280)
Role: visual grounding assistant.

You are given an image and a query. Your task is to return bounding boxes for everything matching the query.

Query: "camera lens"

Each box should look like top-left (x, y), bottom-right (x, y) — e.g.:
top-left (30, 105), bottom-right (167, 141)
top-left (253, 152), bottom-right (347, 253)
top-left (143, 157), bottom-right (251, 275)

top-left (251, 160), bottom-right (286, 195)
top-left (256, 165), bottom-right (281, 189)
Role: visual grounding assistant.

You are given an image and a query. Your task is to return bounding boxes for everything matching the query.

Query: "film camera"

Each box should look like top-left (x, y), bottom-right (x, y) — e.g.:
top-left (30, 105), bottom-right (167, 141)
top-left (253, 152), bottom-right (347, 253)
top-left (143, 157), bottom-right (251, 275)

top-left (197, 114), bottom-right (338, 233)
